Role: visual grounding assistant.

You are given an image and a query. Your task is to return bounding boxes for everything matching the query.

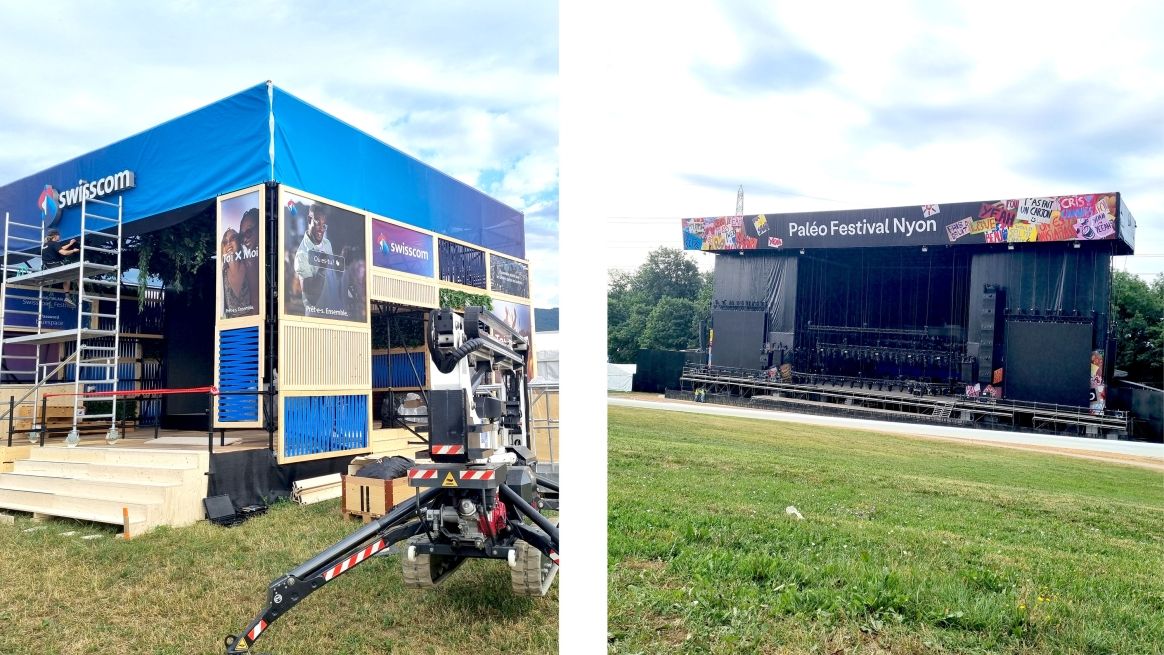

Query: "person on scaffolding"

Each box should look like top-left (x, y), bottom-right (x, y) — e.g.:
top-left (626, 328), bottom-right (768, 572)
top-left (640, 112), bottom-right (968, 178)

top-left (42, 228), bottom-right (80, 306)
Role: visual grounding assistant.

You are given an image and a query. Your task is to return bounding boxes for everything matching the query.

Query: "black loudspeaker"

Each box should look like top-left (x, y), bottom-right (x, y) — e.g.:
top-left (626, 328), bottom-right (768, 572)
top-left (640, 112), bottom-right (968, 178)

top-left (978, 285), bottom-right (1004, 384)
top-left (960, 360), bottom-right (976, 384)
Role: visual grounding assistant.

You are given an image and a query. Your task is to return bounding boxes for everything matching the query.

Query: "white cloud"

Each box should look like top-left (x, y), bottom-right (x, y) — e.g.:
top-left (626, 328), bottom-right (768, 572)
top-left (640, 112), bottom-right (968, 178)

top-left (587, 0), bottom-right (1164, 280)
top-left (0, 1), bottom-right (558, 304)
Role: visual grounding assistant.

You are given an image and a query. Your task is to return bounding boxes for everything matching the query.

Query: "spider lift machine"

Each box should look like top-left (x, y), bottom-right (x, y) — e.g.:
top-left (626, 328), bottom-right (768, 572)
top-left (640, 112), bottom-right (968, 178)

top-left (224, 307), bottom-right (559, 653)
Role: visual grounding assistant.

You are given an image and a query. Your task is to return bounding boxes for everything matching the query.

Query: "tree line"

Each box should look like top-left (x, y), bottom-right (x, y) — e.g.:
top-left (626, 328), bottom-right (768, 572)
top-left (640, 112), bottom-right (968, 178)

top-left (1111, 270), bottom-right (1163, 387)
top-left (607, 248), bottom-right (710, 363)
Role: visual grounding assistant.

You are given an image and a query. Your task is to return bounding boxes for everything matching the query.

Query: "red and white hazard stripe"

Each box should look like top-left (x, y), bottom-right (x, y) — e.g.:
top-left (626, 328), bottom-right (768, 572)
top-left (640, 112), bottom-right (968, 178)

top-left (431, 444), bottom-right (464, 455)
top-left (323, 539), bottom-right (385, 581)
top-left (460, 469), bottom-right (496, 480)
top-left (549, 550), bottom-right (560, 565)
top-left (408, 468), bottom-right (438, 480)
top-left (247, 619), bottom-right (268, 642)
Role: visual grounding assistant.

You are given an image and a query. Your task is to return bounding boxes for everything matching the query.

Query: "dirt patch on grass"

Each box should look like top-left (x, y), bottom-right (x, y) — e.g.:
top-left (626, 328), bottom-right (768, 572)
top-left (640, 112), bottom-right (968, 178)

top-left (917, 436), bottom-right (1164, 472)
top-left (620, 558), bottom-right (667, 572)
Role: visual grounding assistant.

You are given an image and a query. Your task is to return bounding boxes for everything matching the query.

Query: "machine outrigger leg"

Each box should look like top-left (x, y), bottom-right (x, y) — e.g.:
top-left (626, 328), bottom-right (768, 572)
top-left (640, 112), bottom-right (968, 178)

top-left (224, 483), bottom-right (560, 654)
top-left (224, 488), bottom-right (440, 653)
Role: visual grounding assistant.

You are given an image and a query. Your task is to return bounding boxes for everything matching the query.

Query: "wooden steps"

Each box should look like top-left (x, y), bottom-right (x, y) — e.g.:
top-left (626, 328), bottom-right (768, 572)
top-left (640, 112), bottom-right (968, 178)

top-left (0, 446), bottom-right (209, 536)
top-left (0, 445), bottom-right (30, 473)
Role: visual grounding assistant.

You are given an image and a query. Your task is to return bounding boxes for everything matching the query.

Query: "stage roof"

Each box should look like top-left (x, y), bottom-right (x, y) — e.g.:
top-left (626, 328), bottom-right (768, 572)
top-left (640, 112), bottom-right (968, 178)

top-left (682, 193), bottom-right (1135, 256)
top-left (0, 82), bottom-right (524, 258)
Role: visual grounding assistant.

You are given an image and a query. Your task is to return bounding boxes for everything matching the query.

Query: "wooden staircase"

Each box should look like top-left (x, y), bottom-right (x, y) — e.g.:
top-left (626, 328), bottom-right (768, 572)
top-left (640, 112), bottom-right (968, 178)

top-left (0, 446), bottom-right (209, 536)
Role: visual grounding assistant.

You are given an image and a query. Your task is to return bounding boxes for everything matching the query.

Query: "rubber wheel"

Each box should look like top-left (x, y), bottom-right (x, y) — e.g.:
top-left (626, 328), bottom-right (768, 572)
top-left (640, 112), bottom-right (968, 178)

top-left (510, 540), bottom-right (558, 597)
top-left (402, 542), bottom-right (464, 588)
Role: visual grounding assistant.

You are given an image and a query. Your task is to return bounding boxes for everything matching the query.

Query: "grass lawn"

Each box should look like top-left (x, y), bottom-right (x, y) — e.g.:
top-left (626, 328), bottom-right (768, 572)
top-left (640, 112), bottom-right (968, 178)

top-left (0, 499), bottom-right (557, 655)
top-left (608, 406), bottom-right (1164, 654)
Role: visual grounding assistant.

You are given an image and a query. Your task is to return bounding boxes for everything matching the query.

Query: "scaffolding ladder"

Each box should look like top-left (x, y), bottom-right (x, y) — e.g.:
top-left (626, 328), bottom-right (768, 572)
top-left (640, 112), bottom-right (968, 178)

top-left (0, 195), bottom-right (124, 446)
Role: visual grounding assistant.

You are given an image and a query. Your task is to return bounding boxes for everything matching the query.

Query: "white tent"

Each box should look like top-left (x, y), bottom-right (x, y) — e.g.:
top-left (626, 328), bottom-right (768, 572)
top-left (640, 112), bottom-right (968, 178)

top-left (532, 330), bottom-right (559, 383)
top-left (607, 363), bottom-right (635, 391)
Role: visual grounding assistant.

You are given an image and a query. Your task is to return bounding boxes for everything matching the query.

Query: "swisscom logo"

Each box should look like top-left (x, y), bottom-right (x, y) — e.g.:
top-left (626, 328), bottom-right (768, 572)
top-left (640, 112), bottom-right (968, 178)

top-left (38, 185), bottom-right (62, 227)
top-left (35, 170), bottom-right (135, 227)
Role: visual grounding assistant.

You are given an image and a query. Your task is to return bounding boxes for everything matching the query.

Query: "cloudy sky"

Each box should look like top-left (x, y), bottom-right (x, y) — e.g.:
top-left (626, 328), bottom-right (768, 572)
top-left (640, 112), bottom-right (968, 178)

top-left (587, 1), bottom-right (1164, 280)
top-left (0, 1), bottom-right (559, 306)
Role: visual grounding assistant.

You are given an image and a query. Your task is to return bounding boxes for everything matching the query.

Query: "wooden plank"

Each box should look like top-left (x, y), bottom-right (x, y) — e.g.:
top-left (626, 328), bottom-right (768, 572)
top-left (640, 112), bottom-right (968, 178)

top-left (291, 473), bottom-right (343, 505)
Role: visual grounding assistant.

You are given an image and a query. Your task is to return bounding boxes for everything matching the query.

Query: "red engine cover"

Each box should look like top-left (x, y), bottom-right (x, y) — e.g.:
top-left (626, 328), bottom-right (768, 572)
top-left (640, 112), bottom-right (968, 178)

top-left (477, 499), bottom-right (508, 538)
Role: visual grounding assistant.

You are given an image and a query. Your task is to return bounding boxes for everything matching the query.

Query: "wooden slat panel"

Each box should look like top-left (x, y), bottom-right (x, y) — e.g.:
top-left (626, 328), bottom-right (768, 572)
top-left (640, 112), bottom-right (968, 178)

top-left (282, 324), bottom-right (371, 389)
top-left (370, 271), bottom-right (438, 308)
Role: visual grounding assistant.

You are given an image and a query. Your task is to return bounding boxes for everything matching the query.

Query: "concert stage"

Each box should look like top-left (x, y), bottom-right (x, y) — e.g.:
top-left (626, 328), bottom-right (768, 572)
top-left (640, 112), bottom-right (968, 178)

top-left (681, 193), bottom-right (1139, 435)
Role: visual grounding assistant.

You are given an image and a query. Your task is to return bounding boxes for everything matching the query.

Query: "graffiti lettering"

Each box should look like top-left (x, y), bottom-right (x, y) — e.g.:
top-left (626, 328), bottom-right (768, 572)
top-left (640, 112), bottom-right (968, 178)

top-left (946, 217), bottom-right (972, 242)
top-left (970, 217), bottom-right (996, 234)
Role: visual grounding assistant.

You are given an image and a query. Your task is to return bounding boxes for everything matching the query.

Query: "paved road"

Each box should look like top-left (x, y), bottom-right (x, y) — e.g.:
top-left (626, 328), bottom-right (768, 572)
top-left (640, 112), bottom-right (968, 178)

top-left (609, 396), bottom-right (1164, 461)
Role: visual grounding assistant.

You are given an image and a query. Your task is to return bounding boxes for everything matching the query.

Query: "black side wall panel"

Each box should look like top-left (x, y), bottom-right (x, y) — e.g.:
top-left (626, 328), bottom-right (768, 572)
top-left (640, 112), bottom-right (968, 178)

top-left (710, 310), bottom-right (766, 370)
top-left (1004, 320), bottom-right (1092, 406)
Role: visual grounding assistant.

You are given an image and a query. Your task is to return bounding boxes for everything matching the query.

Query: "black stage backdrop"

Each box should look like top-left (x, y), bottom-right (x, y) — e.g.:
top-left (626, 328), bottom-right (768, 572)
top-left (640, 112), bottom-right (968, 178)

top-left (712, 254), bottom-right (797, 333)
top-left (795, 248), bottom-right (971, 334)
top-left (968, 247), bottom-right (1111, 352)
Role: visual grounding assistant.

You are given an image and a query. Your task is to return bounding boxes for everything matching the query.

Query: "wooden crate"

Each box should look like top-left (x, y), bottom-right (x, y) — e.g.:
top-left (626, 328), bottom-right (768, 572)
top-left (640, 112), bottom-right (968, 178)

top-left (341, 475), bottom-right (413, 523)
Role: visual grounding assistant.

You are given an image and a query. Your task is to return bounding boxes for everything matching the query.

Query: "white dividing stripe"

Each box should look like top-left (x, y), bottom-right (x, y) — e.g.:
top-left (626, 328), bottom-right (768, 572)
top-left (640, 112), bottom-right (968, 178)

top-left (249, 619), bottom-right (267, 640)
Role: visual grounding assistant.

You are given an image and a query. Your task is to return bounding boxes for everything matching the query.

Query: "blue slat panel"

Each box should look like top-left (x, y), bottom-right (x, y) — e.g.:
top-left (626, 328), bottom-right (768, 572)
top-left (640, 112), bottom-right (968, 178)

top-left (283, 394), bottom-right (368, 458)
top-left (372, 353), bottom-right (389, 388)
top-left (390, 352), bottom-right (425, 387)
top-left (372, 352), bottom-right (425, 388)
top-left (218, 326), bottom-right (260, 422)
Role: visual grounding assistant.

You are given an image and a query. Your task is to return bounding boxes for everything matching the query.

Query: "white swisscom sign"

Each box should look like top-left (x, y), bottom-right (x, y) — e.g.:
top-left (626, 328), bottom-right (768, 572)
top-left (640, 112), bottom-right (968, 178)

top-left (57, 170), bottom-right (135, 208)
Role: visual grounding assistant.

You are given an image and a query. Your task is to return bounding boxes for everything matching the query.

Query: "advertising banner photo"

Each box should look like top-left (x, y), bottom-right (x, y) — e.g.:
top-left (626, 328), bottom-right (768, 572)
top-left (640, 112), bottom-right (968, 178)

top-left (372, 219), bottom-right (434, 278)
top-left (490, 255), bottom-right (530, 298)
top-left (491, 298), bottom-right (532, 338)
top-left (283, 193), bottom-right (367, 323)
top-left (217, 191), bottom-right (263, 320)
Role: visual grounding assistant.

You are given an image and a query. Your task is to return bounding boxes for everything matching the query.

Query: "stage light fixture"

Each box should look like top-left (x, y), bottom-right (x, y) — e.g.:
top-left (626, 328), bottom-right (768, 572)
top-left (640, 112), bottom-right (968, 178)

top-left (921, 245), bottom-right (928, 252)
top-left (799, 248), bottom-right (805, 255)
top-left (1073, 242), bottom-right (1080, 249)
top-left (1007, 244), bottom-right (1015, 250)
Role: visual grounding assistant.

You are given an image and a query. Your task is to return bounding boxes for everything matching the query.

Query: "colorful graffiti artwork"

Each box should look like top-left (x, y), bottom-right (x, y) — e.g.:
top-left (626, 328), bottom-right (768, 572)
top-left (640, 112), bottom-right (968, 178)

top-left (682, 215), bottom-right (758, 251)
top-left (1089, 349), bottom-right (1106, 414)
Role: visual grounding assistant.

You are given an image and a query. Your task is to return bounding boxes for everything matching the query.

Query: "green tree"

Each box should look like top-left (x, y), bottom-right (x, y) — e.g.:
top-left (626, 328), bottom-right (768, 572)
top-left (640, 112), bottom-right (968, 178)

top-left (641, 297), bottom-right (698, 350)
top-left (607, 248), bottom-right (710, 362)
top-left (693, 269), bottom-right (714, 349)
top-left (632, 248), bottom-right (701, 305)
top-left (1111, 271), bottom-right (1164, 387)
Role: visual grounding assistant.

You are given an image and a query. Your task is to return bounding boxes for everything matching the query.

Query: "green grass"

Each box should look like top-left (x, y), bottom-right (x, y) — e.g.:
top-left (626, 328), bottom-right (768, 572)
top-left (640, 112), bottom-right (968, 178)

top-left (608, 406), bottom-right (1164, 654)
top-left (0, 499), bottom-right (557, 655)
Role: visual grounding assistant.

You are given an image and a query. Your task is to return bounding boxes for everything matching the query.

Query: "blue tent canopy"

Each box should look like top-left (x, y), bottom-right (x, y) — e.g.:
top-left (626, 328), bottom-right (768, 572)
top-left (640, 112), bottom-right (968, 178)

top-left (0, 82), bottom-right (524, 258)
